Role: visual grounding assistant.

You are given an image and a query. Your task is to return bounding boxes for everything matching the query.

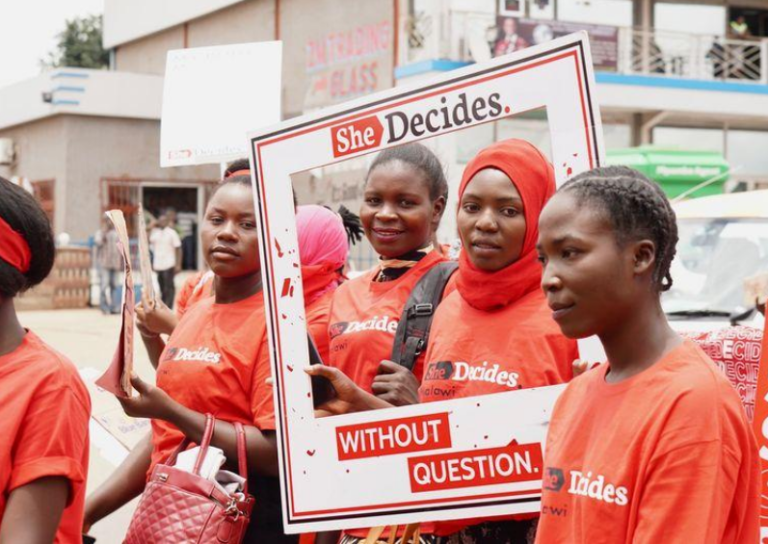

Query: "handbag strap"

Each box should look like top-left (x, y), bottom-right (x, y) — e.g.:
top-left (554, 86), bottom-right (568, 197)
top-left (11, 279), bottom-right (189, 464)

top-left (192, 414), bottom-right (216, 476)
top-left (165, 413), bottom-right (216, 470)
top-left (234, 422), bottom-right (249, 495)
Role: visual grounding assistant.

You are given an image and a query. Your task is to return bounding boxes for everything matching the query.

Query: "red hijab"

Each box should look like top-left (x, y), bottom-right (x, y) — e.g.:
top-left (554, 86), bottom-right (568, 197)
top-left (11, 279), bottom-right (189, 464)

top-left (456, 139), bottom-right (556, 311)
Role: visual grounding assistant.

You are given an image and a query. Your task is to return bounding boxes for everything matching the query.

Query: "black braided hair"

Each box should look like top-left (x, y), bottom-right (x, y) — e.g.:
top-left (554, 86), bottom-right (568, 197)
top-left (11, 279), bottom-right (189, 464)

top-left (367, 143), bottom-right (449, 202)
top-left (560, 166), bottom-right (678, 292)
top-left (336, 204), bottom-right (364, 246)
top-left (0, 177), bottom-right (56, 298)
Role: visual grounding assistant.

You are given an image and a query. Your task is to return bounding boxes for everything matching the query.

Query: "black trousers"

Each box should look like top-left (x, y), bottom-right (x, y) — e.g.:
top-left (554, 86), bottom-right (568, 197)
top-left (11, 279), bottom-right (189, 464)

top-left (157, 268), bottom-right (176, 309)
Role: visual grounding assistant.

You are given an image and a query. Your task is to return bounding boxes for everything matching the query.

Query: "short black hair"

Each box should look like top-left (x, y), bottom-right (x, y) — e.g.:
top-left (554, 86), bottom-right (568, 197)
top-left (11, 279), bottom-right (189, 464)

top-left (560, 166), bottom-right (678, 292)
top-left (367, 143), bottom-right (449, 202)
top-left (223, 158), bottom-right (251, 178)
top-left (0, 177), bottom-right (56, 298)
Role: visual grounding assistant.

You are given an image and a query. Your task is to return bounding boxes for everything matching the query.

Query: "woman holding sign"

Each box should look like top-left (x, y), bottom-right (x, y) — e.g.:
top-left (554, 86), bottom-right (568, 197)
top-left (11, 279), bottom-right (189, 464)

top-left (312, 140), bottom-right (578, 544)
top-left (0, 177), bottom-right (91, 543)
top-left (534, 166), bottom-right (759, 543)
top-left (327, 143), bottom-right (450, 400)
top-left (84, 173), bottom-right (293, 542)
top-left (417, 139), bottom-right (578, 542)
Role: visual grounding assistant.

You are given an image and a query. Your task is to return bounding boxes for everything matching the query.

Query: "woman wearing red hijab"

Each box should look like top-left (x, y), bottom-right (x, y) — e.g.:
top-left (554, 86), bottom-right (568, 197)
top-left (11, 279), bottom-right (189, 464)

top-left (417, 138), bottom-right (577, 542)
top-left (310, 140), bottom-right (577, 543)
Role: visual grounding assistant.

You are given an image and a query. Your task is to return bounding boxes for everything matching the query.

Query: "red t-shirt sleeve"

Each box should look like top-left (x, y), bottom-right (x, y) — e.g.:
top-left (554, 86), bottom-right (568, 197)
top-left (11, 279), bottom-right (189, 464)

top-left (632, 384), bottom-right (759, 543)
top-left (633, 440), bottom-right (741, 543)
top-left (250, 339), bottom-right (276, 432)
top-left (176, 272), bottom-right (203, 318)
top-left (9, 383), bottom-right (90, 506)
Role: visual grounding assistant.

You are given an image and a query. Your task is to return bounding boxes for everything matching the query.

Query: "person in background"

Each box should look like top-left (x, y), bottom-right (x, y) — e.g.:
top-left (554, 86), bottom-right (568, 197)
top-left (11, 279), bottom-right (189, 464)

top-left (0, 176), bottom-right (91, 543)
top-left (94, 217), bottom-right (122, 315)
top-left (150, 213), bottom-right (182, 309)
top-left (534, 166), bottom-right (759, 543)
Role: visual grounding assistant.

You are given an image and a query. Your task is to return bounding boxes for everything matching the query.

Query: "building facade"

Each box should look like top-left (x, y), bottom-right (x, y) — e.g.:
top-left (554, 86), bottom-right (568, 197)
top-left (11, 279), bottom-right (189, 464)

top-left (1, 0), bottom-right (767, 270)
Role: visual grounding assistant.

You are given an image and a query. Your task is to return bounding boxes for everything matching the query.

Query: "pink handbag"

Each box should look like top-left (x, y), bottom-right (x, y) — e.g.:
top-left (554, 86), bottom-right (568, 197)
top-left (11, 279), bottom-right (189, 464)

top-left (124, 415), bottom-right (254, 543)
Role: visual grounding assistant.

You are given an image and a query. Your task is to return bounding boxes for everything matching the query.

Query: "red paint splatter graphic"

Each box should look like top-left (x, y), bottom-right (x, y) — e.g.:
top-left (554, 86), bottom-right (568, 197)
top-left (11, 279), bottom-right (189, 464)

top-left (504, 106), bottom-right (511, 114)
top-left (573, 153), bottom-right (579, 157)
top-left (281, 278), bottom-right (293, 298)
top-left (567, 167), bottom-right (573, 176)
top-left (281, 313), bottom-right (287, 320)
top-left (275, 238), bottom-right (284, 258)
top-left (307, 450), bottom-right (316, 457)
top-left (287, 365), bottom-right (294, 372)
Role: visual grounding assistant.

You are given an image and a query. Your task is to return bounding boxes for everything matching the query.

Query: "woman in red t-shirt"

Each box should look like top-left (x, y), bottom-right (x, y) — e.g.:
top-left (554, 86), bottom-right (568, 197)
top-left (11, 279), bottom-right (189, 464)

top-left (327, 143), bottom-right (449, 400)
top-left (417, 139), bottom-right (578, 542)
top-left (84, 175), bottom-right (293, 542)
top-left (534, 166), bottom-right (759, 543)
top-left (0, 177), bottom-right (91, 544)
top-left (312, 140), bottom-right (578, 544)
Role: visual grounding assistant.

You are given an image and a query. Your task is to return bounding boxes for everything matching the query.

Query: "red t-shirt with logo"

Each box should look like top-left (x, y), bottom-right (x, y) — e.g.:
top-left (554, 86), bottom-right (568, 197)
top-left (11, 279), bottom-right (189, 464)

top-left (327, 251), bottom-right (448, 393)
top-left (0, 332), bottom-right (90, 544)
top-left (150, 291), bottom-right (275, 473)
top-left (306, 290), bottom-right (333, 364)
top-left (536, 340), bottom-right (760, 544)
top-left (419, 288), bottom-right (577, 536)
top-left (175, 271), bottom-right (214, 318)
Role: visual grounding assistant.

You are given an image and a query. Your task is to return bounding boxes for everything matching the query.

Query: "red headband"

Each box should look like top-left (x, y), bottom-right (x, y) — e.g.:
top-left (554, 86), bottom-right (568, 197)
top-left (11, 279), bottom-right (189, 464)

top-left (0, 216), bottom-right (31, 273)
top-left (225, 169), bottom-right (251, 179)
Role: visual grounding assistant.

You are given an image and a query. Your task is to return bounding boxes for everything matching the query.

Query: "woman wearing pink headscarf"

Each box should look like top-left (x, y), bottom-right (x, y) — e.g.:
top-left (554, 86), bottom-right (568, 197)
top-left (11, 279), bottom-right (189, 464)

top-left (297, 204), bottom-right (359, 362)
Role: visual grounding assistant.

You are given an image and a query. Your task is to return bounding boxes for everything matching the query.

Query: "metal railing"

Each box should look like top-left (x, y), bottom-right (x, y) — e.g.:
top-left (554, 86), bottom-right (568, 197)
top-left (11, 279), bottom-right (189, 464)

top-left (624, 27), bottom-right (768, 84)
top-left (441, 10), bottom-right (768, 85)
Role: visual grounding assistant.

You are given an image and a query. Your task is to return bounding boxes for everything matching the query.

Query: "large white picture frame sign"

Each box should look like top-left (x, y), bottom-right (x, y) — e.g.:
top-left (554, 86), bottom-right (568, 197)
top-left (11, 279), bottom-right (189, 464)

top-left (248, 32), bottom-right (604, 533)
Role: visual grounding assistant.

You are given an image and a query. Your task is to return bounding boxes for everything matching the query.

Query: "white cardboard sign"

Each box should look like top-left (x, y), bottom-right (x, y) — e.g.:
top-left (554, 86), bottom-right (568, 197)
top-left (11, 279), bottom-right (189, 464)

top-left (161, 41), bottom-right (282, 167)
top-left (248, 32), bottom-right (604, 533)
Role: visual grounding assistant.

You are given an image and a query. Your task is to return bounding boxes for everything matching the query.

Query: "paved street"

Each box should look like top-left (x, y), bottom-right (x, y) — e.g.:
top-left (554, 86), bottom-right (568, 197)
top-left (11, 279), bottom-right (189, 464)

top-left (19, 308), bottom-right (158, 541)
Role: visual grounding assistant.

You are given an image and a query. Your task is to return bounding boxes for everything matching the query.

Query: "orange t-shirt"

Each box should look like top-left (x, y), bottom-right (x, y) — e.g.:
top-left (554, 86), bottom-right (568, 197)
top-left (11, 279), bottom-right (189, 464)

top-left (0, 332), bottom-right (90, 544)
top-left (306, 290), bottom-right (333, 364)
top-left (150, 291), bottom-right (275, 473)
top-left (175, 271), bottom-right (214, 318)
top-left (327, 251), bottom-right (448, 393)
top-left (536, 339), bottom-right (760, 544)
top-left (419, 288), bottom-right (577, 536)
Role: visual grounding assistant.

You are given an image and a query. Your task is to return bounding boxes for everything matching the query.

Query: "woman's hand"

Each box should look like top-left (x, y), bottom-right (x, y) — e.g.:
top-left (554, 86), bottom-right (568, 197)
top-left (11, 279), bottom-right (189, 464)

top-left (118, 374), bottom-right (177, 421)
top-left (372, 360), bottom-right (420, 406)
top-left (305, 366), bottom-right (392, 416)
top-left (136, 298), bottom-right (178, 337)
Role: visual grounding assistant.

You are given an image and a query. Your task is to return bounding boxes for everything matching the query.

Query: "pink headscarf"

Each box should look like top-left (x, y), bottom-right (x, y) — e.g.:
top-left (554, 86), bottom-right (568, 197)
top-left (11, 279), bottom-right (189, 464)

top-left (296, 205), bottom-right (349, 303)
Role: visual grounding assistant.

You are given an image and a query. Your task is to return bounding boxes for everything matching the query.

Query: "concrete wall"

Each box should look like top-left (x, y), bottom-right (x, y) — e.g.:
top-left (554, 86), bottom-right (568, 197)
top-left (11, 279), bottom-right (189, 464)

top-left (280, 0), bottom-right (395, 116)
top-left (104, 0), bottom-right (245, 49)
top-left (116, 26), bottom-right (185, 75)
top-left (113, 0), bottom-right (395, 118)
top-left (0, 117), bottom-right (68, 233)
top-left (114, 0), bottom-right (276, 76)
top-left (188, 0), bottom-right (275, 46)
top-left (0, 115), bottom-right (218, 241)
top-left (63, 116), bottom-right (219, 240)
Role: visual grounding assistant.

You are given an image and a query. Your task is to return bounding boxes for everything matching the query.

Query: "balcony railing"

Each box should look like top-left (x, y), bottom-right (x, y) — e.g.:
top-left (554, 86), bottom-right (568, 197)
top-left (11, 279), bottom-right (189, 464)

top-left (435, 10), bottom-right (768, 85)
top-left (625, 28), bottom-right (768, 83)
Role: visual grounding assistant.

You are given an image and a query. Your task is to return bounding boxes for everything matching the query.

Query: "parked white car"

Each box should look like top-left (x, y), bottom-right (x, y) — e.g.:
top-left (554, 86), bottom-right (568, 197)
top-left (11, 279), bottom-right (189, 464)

top-left (665, 190), bottom-right (768, 333)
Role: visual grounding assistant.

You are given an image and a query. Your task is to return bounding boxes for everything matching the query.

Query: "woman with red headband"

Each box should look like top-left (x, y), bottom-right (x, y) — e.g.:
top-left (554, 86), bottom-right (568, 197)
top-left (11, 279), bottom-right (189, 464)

top-left (312, 140), bottom-right (577, 543)
top-left (0, 176), bottom-right (91, 543)
top-left (84, 173), bottom-right (294, 543)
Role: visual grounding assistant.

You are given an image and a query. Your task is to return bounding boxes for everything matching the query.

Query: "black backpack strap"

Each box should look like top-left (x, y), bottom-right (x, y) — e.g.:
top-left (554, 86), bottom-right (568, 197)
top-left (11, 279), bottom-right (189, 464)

top-left (390, 261), bottom-right (459, 371)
